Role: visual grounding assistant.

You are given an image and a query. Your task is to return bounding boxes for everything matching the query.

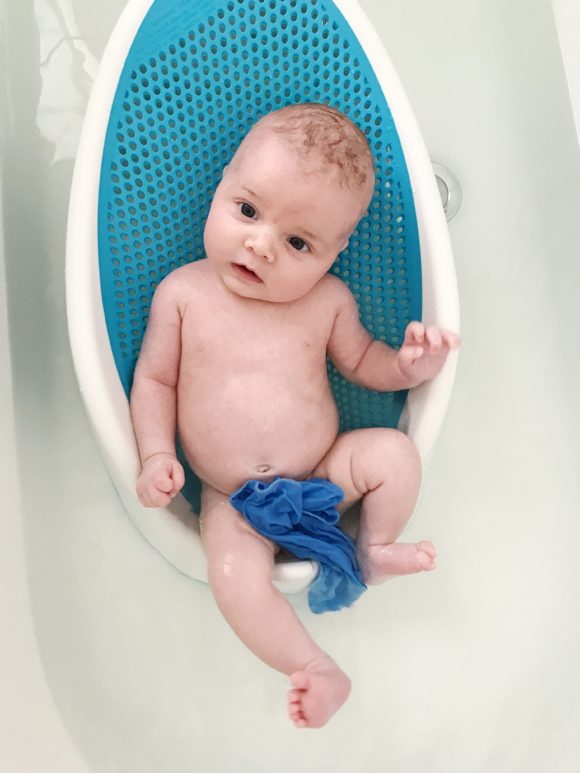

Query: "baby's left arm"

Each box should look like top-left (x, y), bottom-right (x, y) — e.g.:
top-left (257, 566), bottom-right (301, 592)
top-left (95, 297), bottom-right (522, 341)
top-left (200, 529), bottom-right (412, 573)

top-left (327, 281), bottom-right (460, 391)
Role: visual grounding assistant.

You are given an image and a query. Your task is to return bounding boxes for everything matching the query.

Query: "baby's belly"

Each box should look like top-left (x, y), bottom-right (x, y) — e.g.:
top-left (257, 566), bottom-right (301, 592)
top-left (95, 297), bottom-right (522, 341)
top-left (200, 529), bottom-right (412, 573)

top-left (178, 375), bottom-right (339, 495)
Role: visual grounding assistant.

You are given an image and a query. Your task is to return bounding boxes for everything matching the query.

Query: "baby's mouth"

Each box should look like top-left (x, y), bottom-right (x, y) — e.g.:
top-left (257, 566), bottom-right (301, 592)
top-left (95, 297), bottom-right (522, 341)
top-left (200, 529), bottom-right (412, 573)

top-left (232, 262), bottom-right (263, 283)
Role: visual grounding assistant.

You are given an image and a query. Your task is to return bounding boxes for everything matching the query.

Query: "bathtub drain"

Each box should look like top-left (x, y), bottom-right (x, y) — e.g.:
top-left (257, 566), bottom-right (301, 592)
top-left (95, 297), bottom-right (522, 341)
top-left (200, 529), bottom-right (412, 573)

top-left (432, 162), bottom-right (462, 221)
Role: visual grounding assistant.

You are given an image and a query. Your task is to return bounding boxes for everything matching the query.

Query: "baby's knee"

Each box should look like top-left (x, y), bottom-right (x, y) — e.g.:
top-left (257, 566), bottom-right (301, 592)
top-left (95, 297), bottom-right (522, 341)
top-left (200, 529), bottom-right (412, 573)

top-left (380, 428), bottom-right (420, 466)
top-left (206, 541), bottom-right (275, 601)
top-left (317, 428), bottom-right (420, 502)
top-left (353, 428), bottom-right (421, 490)
top-left (373, 428), bottom-right (420, 474)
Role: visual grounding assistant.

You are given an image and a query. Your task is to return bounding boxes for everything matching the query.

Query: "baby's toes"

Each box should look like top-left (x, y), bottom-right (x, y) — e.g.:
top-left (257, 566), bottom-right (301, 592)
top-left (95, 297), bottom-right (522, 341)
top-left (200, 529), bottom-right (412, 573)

top-left (289, 672), bottom-right (311, 727)
top-left (417, 541), bottom-right (437, 570)
top-left (418, 540), bottom-right (436, 558)
top-left (288, 702), bottom-right (305, 722)
top-left (290, 671), bottom-right (310, 690)
top-left (288, 691), bottom-right (306, 726)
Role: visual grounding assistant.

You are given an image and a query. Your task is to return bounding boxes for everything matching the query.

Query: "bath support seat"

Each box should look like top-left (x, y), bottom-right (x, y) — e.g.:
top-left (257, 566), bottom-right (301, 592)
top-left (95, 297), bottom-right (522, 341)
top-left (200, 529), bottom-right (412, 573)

top-left (66, 0), bottom-right (459, 592)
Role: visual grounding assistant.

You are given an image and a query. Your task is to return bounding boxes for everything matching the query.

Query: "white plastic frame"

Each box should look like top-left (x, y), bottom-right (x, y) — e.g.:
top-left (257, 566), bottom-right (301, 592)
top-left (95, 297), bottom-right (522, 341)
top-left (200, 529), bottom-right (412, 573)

top-left (66, 0), bottom-right (459, 594)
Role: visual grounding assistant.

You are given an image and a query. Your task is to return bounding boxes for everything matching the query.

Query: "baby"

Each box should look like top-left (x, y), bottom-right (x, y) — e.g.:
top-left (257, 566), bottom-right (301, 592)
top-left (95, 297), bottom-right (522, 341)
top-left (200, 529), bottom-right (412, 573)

top-left (130, 103), bottom-right (460, 729)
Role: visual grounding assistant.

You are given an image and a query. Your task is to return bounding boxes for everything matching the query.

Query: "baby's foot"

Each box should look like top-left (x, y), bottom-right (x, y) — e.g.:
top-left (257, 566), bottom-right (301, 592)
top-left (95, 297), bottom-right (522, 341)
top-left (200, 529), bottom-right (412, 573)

top-left (359, 540), bottom-right (436, 585)
top-left (288, 656), bottom-right (351, 729)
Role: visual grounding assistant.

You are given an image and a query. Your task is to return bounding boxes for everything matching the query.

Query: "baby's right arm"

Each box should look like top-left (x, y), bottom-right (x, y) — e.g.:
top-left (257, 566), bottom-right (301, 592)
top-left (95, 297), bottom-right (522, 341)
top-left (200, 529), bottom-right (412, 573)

top-left (130, 272), bottom-right (185, 507)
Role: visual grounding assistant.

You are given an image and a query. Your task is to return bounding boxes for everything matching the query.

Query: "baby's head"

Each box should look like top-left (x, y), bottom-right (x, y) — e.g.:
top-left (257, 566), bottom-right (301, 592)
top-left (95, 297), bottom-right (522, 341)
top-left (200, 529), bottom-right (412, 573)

top-left (254, 103), bottom-right (375, 211)
top-left (204, 103), bottom-right (375, 302)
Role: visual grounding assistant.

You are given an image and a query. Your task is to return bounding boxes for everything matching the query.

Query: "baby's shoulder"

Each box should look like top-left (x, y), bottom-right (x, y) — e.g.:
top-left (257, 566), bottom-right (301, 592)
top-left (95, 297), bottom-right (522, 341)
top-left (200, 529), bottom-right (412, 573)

top-left (313, 272), bottom-right (356, 309)
top-left (154, 260), bottom-right (209, 304)
top-left (318, 272), bottom-right (352, 294)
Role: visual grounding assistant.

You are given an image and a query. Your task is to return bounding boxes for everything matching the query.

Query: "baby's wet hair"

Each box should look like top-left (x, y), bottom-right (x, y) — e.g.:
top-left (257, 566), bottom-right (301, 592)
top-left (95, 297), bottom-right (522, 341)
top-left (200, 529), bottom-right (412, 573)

top-left (255, 103), bottom-right (375, 193)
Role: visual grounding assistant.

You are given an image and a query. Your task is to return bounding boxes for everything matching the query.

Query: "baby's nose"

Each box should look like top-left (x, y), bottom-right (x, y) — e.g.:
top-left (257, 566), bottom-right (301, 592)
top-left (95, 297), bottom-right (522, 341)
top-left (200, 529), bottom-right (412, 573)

top-left (245, 228), bottom-right (275, 263)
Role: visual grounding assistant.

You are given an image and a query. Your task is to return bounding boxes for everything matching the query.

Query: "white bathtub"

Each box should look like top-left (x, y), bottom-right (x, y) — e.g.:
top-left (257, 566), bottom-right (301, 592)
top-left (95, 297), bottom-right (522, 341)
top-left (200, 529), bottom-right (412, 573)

top-left (2, 1), bottom-right (580, 771)
top-left (0, 234), bottom-right (90, 772)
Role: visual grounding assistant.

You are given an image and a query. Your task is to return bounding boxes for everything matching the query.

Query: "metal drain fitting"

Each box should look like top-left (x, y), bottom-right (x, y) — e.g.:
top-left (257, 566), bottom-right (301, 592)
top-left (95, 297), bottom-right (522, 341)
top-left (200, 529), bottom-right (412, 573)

top-left (433, 162), bottom-right (462, 221)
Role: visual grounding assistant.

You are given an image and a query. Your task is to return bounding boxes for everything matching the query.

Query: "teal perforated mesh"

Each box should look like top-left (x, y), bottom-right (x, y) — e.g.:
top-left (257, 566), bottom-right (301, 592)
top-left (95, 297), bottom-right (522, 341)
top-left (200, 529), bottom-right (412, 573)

top-left (98, 0), bottom-right (422, 509)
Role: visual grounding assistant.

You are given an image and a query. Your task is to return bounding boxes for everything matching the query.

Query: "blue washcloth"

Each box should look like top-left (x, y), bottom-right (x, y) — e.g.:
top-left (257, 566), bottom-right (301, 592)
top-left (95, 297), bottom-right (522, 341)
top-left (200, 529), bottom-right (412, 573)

top-left (229, 477), bottom-right (367, 614)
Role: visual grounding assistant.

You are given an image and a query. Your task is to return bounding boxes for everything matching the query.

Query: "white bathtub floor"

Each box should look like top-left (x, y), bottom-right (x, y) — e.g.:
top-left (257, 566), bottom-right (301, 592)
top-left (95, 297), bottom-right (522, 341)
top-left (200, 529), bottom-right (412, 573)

top-left (2, 0), bottom-right (580, 771)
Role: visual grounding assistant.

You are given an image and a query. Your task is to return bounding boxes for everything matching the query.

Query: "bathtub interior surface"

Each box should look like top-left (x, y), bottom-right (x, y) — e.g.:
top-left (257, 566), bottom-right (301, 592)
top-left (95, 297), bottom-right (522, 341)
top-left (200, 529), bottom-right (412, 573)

top-left (2, 0), bottom-right (580, 772)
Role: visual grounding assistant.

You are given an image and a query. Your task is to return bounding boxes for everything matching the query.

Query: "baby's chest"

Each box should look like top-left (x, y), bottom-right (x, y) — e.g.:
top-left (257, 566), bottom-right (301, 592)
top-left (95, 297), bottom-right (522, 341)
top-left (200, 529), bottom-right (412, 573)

top-left (181, 307), bottom-right (329, 369)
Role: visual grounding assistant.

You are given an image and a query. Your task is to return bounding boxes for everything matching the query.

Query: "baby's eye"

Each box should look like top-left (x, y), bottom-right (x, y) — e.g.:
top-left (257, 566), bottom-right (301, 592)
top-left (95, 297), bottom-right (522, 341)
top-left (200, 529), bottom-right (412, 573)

top-left (239, 202), bottom-right (257, 219)
top-left (288, 236), bottom-right (309, 253)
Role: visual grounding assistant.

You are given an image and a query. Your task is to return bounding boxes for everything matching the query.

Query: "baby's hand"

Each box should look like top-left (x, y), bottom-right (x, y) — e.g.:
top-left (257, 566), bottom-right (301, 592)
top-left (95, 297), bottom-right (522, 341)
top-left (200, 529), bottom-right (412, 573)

top-left (136, 453), bottom-right (185, 508)
top-left (397, 322), bottom-right (461, 387)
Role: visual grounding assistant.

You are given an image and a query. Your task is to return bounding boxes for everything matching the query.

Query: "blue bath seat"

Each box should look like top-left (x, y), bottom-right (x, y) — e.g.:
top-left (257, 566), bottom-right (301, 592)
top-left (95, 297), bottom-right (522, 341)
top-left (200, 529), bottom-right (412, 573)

top-left (67, 0), bottom-right (459, 591)
top-left (99, 0), bottom-right (421, 512)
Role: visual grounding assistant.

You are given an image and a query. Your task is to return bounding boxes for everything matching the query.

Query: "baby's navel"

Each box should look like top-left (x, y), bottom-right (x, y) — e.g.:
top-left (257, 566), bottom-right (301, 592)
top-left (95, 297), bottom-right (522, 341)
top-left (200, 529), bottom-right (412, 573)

top-left (256, 464), bottom-right (272, 474)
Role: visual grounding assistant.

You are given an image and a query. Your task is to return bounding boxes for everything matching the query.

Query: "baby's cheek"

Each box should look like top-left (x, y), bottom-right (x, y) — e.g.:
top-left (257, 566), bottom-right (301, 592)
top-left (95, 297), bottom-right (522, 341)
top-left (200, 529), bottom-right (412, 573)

top-left (203, 211), bottom-right (224, 257)
top-left (274, 269), bottom-right (317, 302)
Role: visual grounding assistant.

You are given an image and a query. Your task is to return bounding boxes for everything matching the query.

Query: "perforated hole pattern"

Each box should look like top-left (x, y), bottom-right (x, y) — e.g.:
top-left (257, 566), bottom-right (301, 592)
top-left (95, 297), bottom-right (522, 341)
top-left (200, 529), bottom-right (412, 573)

top-left (98, 0), bottom-right (421, 443)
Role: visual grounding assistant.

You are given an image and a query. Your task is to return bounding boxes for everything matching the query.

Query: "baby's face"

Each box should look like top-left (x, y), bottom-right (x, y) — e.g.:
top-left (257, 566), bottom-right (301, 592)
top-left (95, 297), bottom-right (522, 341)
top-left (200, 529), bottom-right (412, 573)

top-left (203, 130), bottom-right (370, 303)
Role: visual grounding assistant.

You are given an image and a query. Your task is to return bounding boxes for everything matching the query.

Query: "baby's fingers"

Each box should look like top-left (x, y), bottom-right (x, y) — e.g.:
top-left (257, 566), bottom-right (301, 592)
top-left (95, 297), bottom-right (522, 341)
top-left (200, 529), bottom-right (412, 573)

top-left (398, 344), bottom-right (424, 368)
top-left (441, 330), bottom-right (461, 350)
top-left (425, 327), bottom-right (442, 353)
top-left (149, 488), bottom-right (173, 507)
top-left (152, 465), bottom-right (175, 493)
top-left (171, 462), bottom-right (185, 494)
top-left (154, 461), bottom-right (185, 499)
top-left (137, 477), bottom-right (171, 507)
top-left (403, 321), bottom-right (425, 346)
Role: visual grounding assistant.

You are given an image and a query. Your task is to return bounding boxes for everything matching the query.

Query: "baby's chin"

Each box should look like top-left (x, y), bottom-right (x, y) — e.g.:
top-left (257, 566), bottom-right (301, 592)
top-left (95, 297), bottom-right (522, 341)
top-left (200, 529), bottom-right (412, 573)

top-left (220, 272), bottom-right (271, 301)
top-left (222, 277), bottom-right (303, 304)
top-left (214, 263), bottom-right (311, 303)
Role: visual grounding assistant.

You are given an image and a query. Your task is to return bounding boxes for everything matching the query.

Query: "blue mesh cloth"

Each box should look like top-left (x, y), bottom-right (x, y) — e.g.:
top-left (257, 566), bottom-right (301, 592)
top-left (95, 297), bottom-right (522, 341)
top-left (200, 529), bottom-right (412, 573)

top-left (229, 477), bottom-right (367, 614)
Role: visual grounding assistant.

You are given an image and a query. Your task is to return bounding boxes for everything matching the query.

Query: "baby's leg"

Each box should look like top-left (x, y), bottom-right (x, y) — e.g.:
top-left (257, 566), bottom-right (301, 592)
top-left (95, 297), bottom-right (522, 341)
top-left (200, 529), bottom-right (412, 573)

top-left (313, 428), bottom-right (435, 585)
top-left (200, 484), bottom-right (351, 728)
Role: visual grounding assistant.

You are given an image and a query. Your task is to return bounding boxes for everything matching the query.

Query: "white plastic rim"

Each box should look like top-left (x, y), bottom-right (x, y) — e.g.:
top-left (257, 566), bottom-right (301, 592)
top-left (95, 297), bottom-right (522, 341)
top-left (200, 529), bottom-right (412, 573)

top-left (66, 0), bottom-right (459, 593)
top-left (332, 0), bottom-right (460, 457)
